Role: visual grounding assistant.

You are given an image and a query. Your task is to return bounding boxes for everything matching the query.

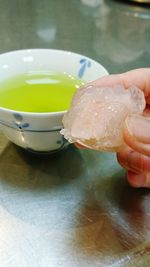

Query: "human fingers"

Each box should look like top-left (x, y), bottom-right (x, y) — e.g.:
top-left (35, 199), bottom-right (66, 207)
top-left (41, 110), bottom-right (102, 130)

top-left (117, 147), bottom-right (150, 188)
top-left (74, 143), bottom-right (86, 149)
top-left (90, 68), bottom-right (150, 103)
top-left (127, 171), bottom-right (150, 188)
top-left (123, 115), bottom-right (150, 157)
top-left (117, 147), bottom-right (150, 174)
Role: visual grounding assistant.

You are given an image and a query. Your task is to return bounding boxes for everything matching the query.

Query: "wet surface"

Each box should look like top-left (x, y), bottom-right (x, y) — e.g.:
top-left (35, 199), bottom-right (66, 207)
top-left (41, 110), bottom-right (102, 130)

top-left (0, 0), bottom-right (150, 266)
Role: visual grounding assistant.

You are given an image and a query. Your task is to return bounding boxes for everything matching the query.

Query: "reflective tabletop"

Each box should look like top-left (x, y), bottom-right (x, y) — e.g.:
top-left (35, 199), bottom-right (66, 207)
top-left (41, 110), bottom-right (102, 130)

top-left (0, 0), bottom-right (150, 266)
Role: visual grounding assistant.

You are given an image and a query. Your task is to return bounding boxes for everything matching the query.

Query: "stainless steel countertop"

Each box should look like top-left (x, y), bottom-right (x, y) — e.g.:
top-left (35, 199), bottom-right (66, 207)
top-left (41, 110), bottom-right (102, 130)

top-left (0, 0), bottom-right (150, 266)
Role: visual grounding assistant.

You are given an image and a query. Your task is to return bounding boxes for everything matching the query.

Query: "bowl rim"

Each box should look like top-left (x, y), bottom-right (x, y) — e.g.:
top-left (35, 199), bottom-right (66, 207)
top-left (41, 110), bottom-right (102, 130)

top-left (0, 48), bottom-right (109, 116)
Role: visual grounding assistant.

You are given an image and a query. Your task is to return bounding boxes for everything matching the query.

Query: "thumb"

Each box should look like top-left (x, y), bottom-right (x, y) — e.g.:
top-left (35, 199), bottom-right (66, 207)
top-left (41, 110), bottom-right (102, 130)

top-left (123, 115), bottom-right (150, 157)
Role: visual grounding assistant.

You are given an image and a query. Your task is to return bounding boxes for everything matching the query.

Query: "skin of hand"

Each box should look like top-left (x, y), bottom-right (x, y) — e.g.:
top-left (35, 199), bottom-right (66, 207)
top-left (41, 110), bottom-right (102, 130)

top-left (77, 68), bottom-right (150, 188)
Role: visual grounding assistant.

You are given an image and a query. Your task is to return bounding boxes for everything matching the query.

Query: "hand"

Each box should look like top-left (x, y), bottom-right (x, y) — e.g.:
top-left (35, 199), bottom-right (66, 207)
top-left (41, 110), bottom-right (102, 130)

top-left (80, 68), bottom-right (150, 188)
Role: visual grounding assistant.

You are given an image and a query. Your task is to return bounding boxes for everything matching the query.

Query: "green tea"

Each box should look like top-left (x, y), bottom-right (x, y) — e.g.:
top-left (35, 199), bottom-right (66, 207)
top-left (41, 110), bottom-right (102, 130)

top-left (0, 72), bottom-right (84, 112)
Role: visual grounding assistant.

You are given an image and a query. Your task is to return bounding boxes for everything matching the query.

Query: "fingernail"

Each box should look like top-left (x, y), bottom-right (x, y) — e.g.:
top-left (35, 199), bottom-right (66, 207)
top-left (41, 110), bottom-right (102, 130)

top-left (126, 115), bottom-right (150, 143)
top-left (127, 171), bottom-right (146, 188)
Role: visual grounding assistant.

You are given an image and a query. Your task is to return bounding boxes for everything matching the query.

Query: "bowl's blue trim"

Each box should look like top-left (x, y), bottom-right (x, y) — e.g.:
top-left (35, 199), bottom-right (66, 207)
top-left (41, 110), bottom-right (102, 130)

top-left (25, 137), bottom-right (68, 154)
top-left (0, 119), bottom-right (62, 133)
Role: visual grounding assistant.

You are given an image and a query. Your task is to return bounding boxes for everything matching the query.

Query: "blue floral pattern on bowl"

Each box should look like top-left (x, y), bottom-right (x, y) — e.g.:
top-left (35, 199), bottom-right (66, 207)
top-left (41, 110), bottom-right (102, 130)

top-left (13, 113), bottom-right (30, 130)
top-left (78, 58), bottom-right (91, 78)
top-left (11, 112), bottom-right (67, 153)
top-left (12, 113), bottom-right (62, 133)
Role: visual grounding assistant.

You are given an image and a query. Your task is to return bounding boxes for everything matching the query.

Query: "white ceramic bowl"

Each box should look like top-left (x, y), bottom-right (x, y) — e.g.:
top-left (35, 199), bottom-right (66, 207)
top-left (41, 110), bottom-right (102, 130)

top-left (0, 49), bottom-right (108, 152)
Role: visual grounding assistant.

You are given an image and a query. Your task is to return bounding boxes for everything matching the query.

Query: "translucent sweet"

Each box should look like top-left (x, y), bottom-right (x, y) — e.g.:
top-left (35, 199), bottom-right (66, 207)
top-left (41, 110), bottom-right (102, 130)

top-left (61, 84), bottom-right (146, 152)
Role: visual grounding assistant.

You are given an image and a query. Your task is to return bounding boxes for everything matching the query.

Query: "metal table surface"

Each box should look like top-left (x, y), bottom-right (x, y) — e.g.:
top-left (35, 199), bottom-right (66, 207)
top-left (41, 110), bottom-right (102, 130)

top-left (0, 0), bottom-right (150, 266)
